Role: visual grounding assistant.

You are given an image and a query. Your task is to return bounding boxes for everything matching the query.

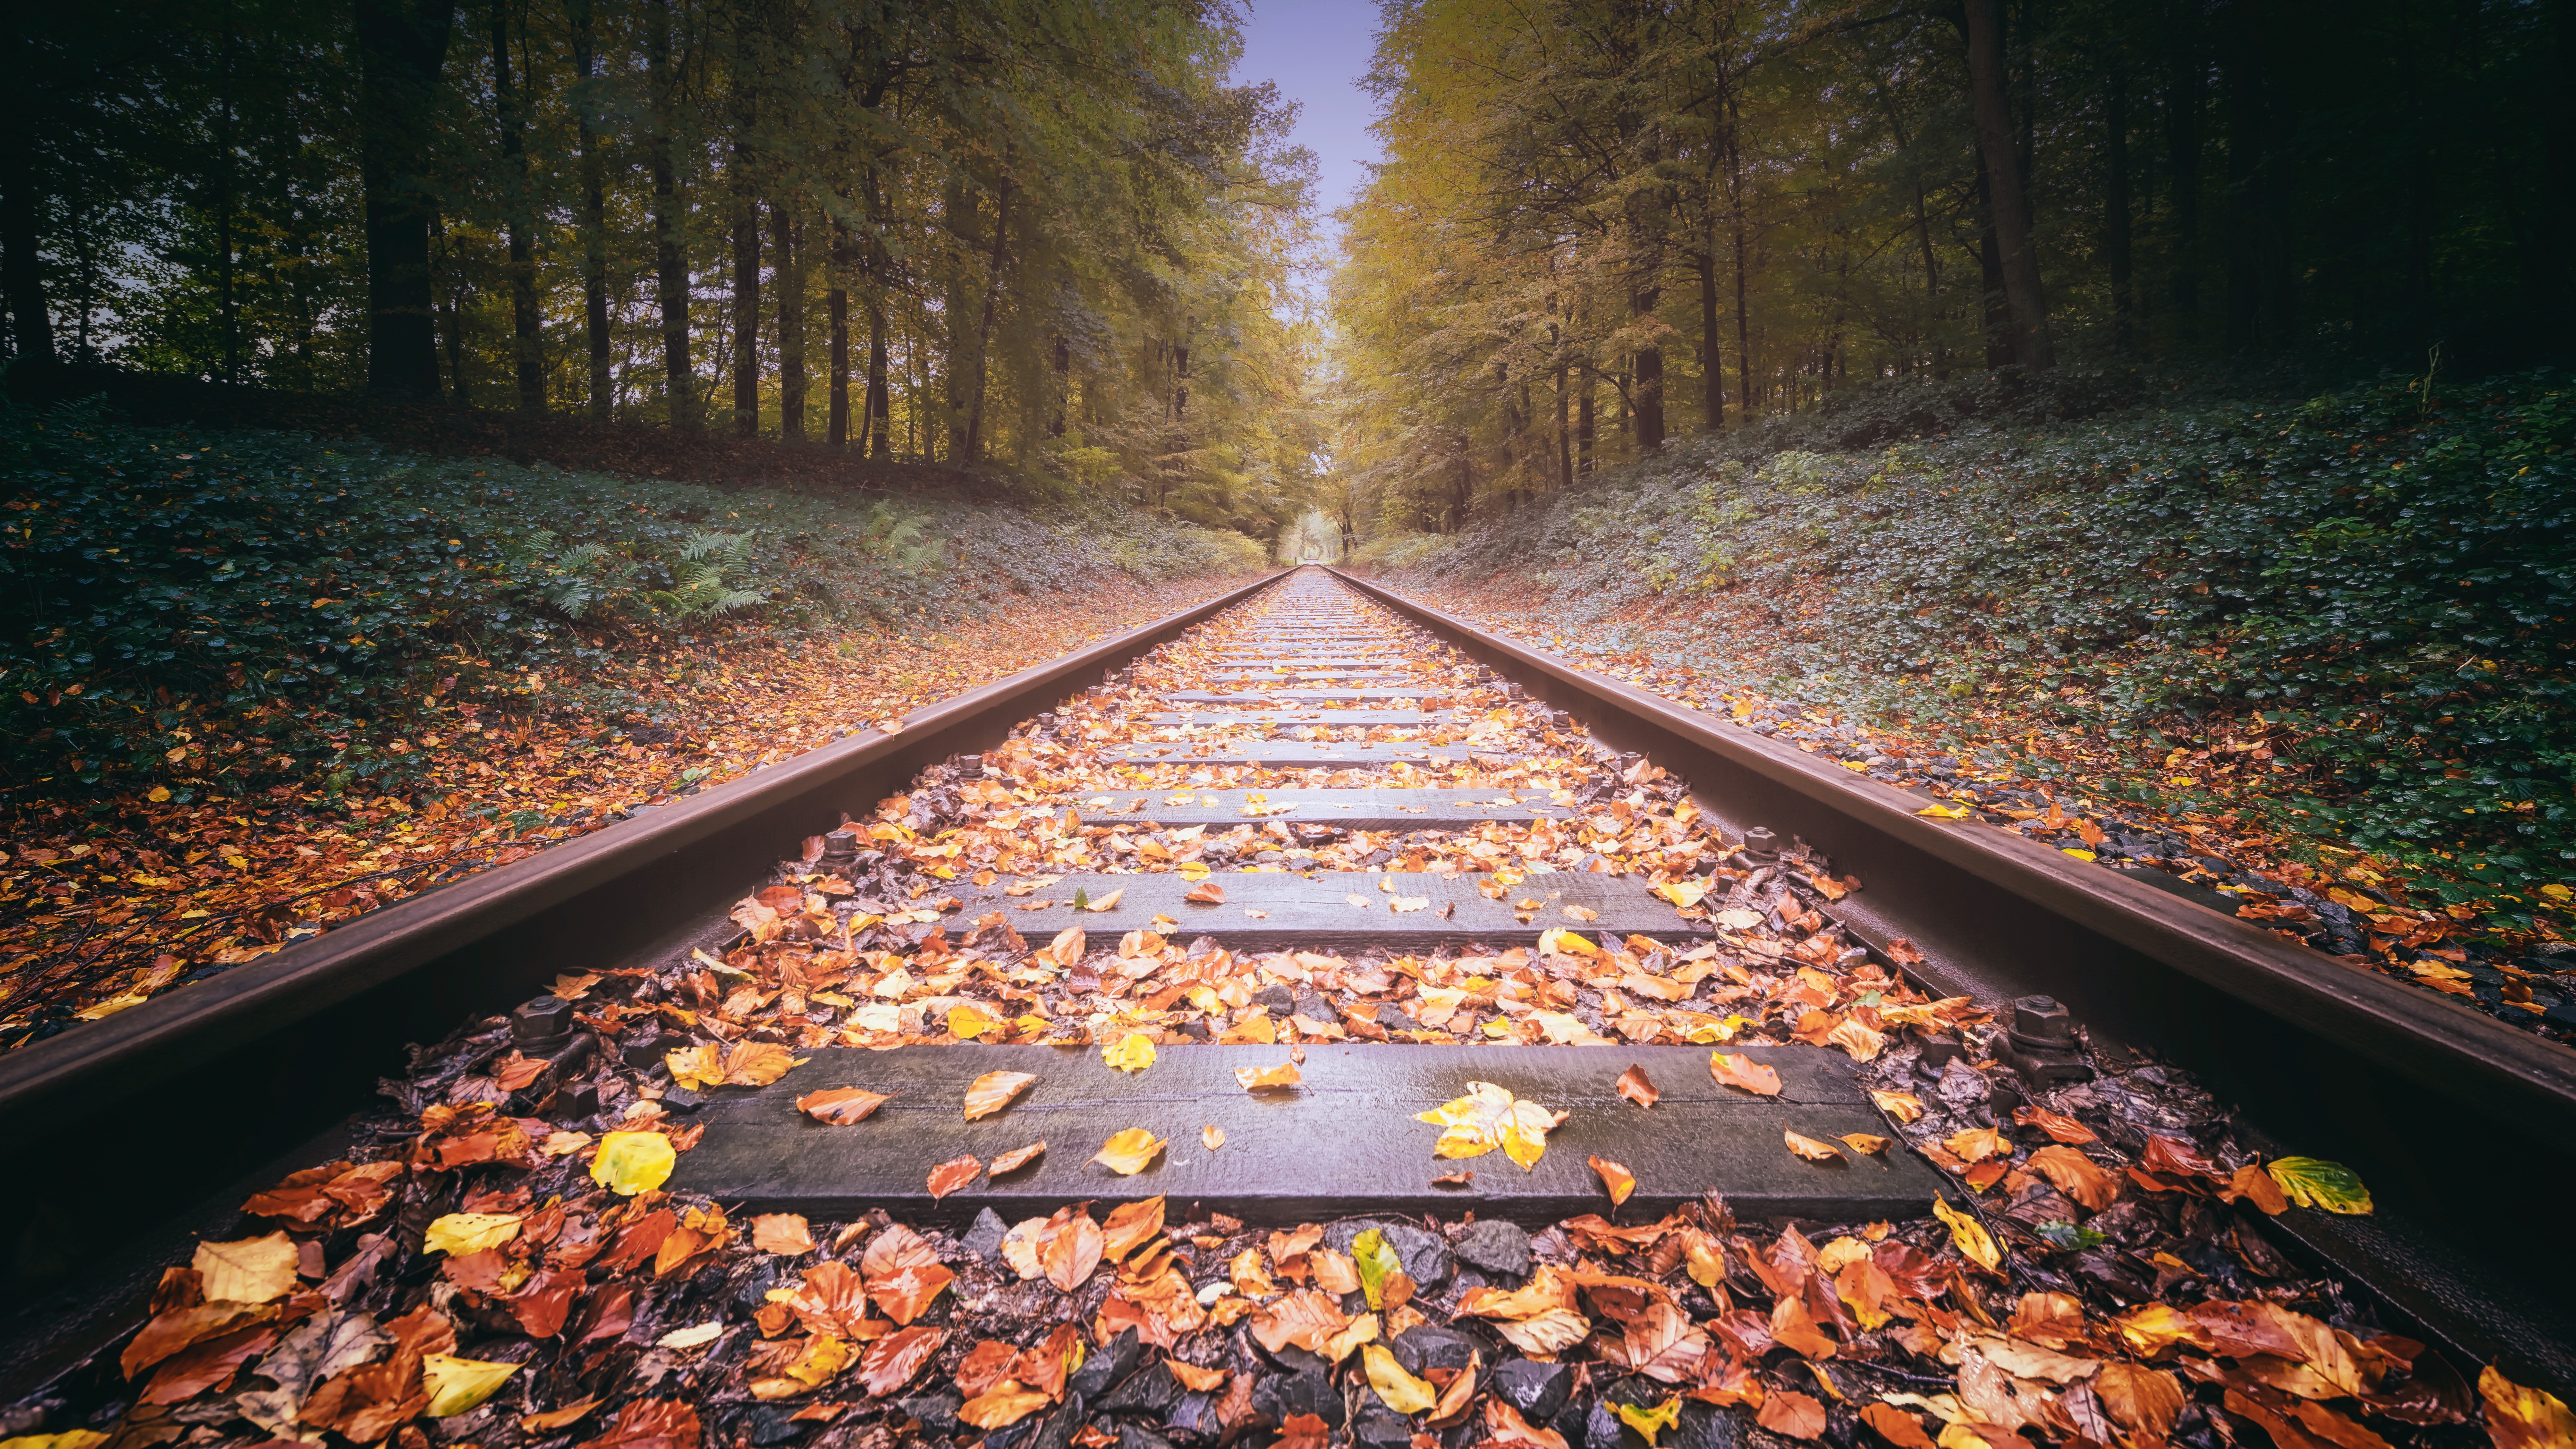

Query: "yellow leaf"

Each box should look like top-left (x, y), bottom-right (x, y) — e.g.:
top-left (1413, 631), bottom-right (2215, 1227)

top-left (2059, 848), bottom-right (2098, 862)
top-left (665, 1042), bottom-right (726, 1091)
top-left (1653, 881), bottom-right (1707, 908)
top-left (1080, 888), bottom-right (1125, 913)
top-left (423, 1212), bottom-right (525, 1258)
top-left (1236, 1061), bottom-right (1302, 1092)
top-left (146, 786), bottom-right (171, 803)
top-left (591, 1131), bottom-right (677, 1195)
top-left (1102, 1033), bottom-right (1158, 1073)
top-left (1093, 1128), bottom-right (1167, 1176)
top-left (1868, 1088), bottom-right (1926, 1123)
top-left (1203, 1125), bottom-right (1226, 1151)
top-left (2480, 1365), bottom-right (2576, 1449)
top-left (1931, 1197), bottom-right (2001, 1273)
top-left (1362, 1344), bottom-right (1437, 1414)
top-left (422, 1354), bottom-right (520, 1417)
top-left (2265, 1157), bottom-right (2373, 1214)
top-left (1785, 1130), bottom-right (1845, 1161)
top-left (948, 1003), bottom-right (998, 1040)
top-left (1, 1432), bottom-right (108, 1449)
top-left (1537, 928), bottom-right (1597, 956)
top-left (192, 1232), bottom-right (299, 1303)
top-left (1618, 1396), bottom-right (1683, 1446)
top-left (1915, 803), bottom-right (1973, 820)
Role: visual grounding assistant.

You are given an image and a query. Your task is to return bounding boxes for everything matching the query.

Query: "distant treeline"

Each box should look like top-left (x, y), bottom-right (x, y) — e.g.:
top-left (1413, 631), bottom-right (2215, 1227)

top-left (0, 0), bottom-right (1326, 534)
top-left (1334, 0), bottom-right (2576, 533)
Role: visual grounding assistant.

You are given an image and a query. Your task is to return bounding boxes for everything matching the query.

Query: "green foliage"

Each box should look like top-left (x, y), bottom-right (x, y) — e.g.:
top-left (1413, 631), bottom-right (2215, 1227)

top-left (1378, 367), bottom-right (2576, 897)
top-left (0, 404), bottom-right (1263, 803)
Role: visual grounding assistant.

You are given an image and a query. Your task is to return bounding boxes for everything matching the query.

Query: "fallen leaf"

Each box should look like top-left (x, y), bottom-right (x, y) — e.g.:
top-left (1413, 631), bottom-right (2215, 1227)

top-left (1654, 881), bottom-right (1708, 909)
top-left (1710, 1051), bottom-right (1784, 1095)
top-left (856, 1327), bottom-right (945, 1397)
top-left (658, 1322), bottom-right (723, 1351)
top-left (1617, 1063), bottom-right (1660, 1108)
top-left (1861, 1403), bottom-right (1939, 1449)
top-left (522, 1397), bottom-right (606, 1433)
top-left (1390, 895), bottom-right (1430, 913)
top-left (2013, 1104), bottom-right (2098, 1144)
top-left (927, 1155), bottom-right (983, 1199)
top-left (1275, 1412), bottom-right (1331, 1449)
top-left (797, 1087), bottom-right (892, 1125)
top-left (1251, 1288), bottom-right (1354, 1354)
top-left (2266, 1157), bottom-right (2373, 1214)
top-left (424, 1212), bottom-right (524, 1258)
top-left (2094, 1363), bottom-right (2186, 1436)
top-left (1203, 1125), bottom-right (1226, 1151)
top-left (1590, 1155), bottom-right (1637, 1206)
top-left (1101, 1033), bottom-right (1158, 1073)
top-left (751, 1214), bottom-right (815, 1255)
top-left (1363, 1344), bottom-right (1437, 1414)
top-left (1759, 1389), bottom-right (1829, 1441)
top-left (1100, 1197), bottom-right (1165, 1262)
top-left (964, 1070), bottom-right (1039, 1120)
top-left (948, 1003), bottom-right (999, 1040)
top-left (421, 1353), bottom-right (518, 1417)
top-left (1432, 1170), bottom-right (1474, 1187)
top-left (1417, 1081), bottom-right (1568, 1169)
top-left (1841, 1133), bottom-right (1891, 1154)
top-left (1869, 1088), bottom-right (1926, 1122)
top-left (989, 1142), bottom-right (1046, 1175)
top-left (193, 1233), bottom-right (299, 1304)
top-left (867, 1263), bottom-right (955, 1325)
top-left (1487, 1398), bottom-right (1573, 1449)
top-left (1093, 1128), bottom-right (1166, 1175)
top-left (1944, 1127), bottom-right (2008, 1162)
top-left (1618, 1396), bottom-right (1682, 1446)
top-left (1236, 1060), bottom-right (1302, 1091)
top-left (1932, 1197), bottom-right (2002, 1273)
top-left (959, 1382), bottom-right (1051, 1430)
top-left (1785, 1130), bottom-right (1845, 1162)
top-left (1046, 925), bottom-right (1087, 966)
top-left (1166, 1360), bottom-right (1228, 1392)
top-left (1080, 888), bottom-right (1125, 913)
top-left (1490, 1308), bottom-right (1591, 1355)
top-left (1184, 881), bottom-right (1226, 904)
top-left (2026, 1145), bottom-right (2119, 1211)
top-left (591, 1132), bottom-right (677, 1195)
top-left (2482, 1367), bottom-right (2576, 1449)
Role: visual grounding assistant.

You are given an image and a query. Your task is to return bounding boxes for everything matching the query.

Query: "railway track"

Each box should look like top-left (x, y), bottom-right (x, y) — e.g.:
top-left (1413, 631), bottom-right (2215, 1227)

top-left (3, 565), bottom-right (2571, 1440)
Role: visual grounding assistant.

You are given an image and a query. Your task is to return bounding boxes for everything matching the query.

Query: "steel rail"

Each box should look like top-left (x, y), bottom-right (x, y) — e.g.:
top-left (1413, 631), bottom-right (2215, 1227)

top-left (0, 570), bottom-right (1285, 1395)
top-left (1328, 566), bottom-right (2576, 1387)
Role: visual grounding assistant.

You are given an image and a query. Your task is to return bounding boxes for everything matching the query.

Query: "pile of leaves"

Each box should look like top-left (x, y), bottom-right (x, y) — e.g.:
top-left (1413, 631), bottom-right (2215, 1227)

top-left (0, 401), bottom-right (1271, 1043)
top-left (1362, 370), bottom-right (2576, 1038)
top-left (8, 585), bottom-right (2571, 1449)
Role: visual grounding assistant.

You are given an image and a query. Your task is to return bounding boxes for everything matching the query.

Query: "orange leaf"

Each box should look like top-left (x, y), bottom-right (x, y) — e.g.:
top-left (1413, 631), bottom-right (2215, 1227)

top-left (1759, 1389), bottom-right (1828, 1441)
top-left (1184, 881), bottom-right (1226, 904)
top-left (964, 1070), bottom-right (1039, 1121)
top-left (856, 1326), bottom-right (945, 1397)
top-left (797, 1088), bottom-right (891, 1126)
top-left (1860, 1404), bottom-right (1937, 1449)
top-left (1589, 1155), bottom-right (1637, 1206)
top-left (1617, 1063), bottom-right (1659, 1108)
top-left (1785, 1130), bottom-right (1845, 1161)
top-left (989, 1141), bottom-right (1046, 1175)
top-left (751, 1214), bottom-right (814, 1255)
top-left (927, 1155), bottom-right (983, 1200)
top-left (1709, 1051), bottom-right (1783, 1095)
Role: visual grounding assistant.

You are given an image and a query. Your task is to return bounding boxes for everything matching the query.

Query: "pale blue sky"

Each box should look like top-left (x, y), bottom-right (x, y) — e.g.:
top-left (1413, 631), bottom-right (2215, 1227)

top-left (1230, 0), bottom-right (1387, 259)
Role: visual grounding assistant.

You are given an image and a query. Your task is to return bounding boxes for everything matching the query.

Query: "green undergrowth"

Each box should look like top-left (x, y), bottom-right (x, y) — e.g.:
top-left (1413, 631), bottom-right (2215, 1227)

top-left (1369, 366), bottom-right (2576, 915)
top-left (0, 397), bottom-right (1268, 806)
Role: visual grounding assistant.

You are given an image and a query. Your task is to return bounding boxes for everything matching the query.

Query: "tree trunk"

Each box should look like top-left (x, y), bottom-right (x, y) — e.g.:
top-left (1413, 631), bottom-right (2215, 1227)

top-left (963, 177), bottom-right (1011, 462)
top-left (489, 0), bottom-right (543, 413)
top-left (355, 0), bottom-right (454, 398)
top-left (569, 0), bottom-right (611, 415)
top-left (432, 212), bottom-right (468, 403)
top-left (729, 42), bottom-right (761, 438)
top-left (216, 0), bottom-right (240, 381)
top-left (645, 0), bottom-right (693, 432)
top-left (866, 303), bottom-right (890, 458)
top-left (1963, 0), bottom-right (2054, 368)
top-left (1554, 356), bottom-right (1571, 488)
top-left (828, 213), bottom-right (851, 448)
top-left (1696, 249), bottom-right (1722, 431)
top-left (2220, 0), bottom-right (2264, 350)
top-left (0, 22), bottom-right (54, 366)
top-left (1972, 153), bottom-right (2015, 368)
top-left (2163, 0), bottom-right (2204, 345)
top-left (2106, 70), bottom-right (2135, 353)
top-left (773, 202), bottom-right (804, 441)
top-left (1576, 363), bottom-right (1595, 477)
top-left (1049, 332), bottom-right (1070, 436)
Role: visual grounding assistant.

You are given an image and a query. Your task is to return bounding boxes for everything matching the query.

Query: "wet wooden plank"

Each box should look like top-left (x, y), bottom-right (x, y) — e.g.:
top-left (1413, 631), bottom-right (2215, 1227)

top-left (966, 869), bottom-right (1692, 949)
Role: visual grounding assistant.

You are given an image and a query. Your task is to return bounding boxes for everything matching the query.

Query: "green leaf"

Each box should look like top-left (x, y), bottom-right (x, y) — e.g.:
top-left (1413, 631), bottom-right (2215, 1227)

top-left (1617, 1396), bottom-right (1681, 1446)
top-left (2266, 1157), bottom-right (2372, 1214)
top-left (1351, 1227), bottom-right (1402, 1311)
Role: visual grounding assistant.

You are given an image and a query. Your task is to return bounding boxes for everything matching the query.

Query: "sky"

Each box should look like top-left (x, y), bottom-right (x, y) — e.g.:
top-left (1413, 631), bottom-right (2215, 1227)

top-left (1229, 0), bottom-right (1388, 270)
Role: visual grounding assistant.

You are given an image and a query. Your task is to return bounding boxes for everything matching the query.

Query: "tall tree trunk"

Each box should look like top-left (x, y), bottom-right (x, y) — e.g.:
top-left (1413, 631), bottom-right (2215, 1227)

top-left (773, 202), bottom-right (803, 440)
top-left (2106, 70), bottom-right (2135, 353)
top-left (941, 178), bottom-right (979, 461)
top-left (1963, 0), bottom-right (2055, 367)
top-left (1973, 154), bottom-right (2015, 368)
top-left (1554, 354), bottom-right (1571, 488)
top-left (569, 0), bottom-right (612, 415)
top-left (2546, 0), bottom-right (2576, 326)
top-left (828, 213), bottom-right (851, 447)
top-left (2163, 0), bottom-right (2205, 345)
top-left (645, 0), bottom-right (693, 432)
top-left (1048, 333), bottom-right (1070, 436)
top-left (866, 303), bottom-right (890, 458)
top-left (354, 0), bottom-right (454, 398)
top-left (432, 212), bottom-right (468, 403)
top-left (0, 22), bottom-right (54, 366)
top-left (1576, 363), bottom-right (1596, 477)
top-left (729, 34), bottom-right (761, 439)
top-left (489, 0), bottom-right (543, 413)
top-left (963, 177), bottom-right (1010, 462)
top-left (1729, 113), bottom-right (1756, 419)
top-left (2220, 0), bottom-right (2264, 350)
top-left (216, 0), bottom-right (240, 381)
top-left (1632, 319), bottom-right (1665, 450)
top-left (1696, 248), bottom-right (1722, 430)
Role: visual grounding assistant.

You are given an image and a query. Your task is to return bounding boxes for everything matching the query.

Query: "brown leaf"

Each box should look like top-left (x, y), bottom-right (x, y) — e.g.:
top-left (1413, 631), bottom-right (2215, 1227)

top-left (989, 1141), bottom-right (1046, 1175)
top-left (1622, 1299), bottom-right (1711, 1384)
top-left (959, 1382), bottom-right (1052, 1430)
top-left (1589, 1155), bottom-right (1637, 1207)
top-left (751, 1214), bottom-right (815, 1256)
top-left (856, 1326), bottom-right (945, 1398)
top-left (1944, 1127), bottom-right (2009, 1163)
top-left (1101, 1197), bottom-right (1167, 1263)
top-left (1860, 1404), bottom-right (1938, 1449)
top-left (1617, 1063), bottom-right (1660, 1108)
top-left (575, 1398), bottom-right (702, 1449)
top-left (1166, 1360), bottom-right (1228, 1392)
top-left (1249, 1288), bottom-right (1351, 1355)
top-left (1486, 1398), bottom-right (1573, 1449)
top-left (1184, 881), bottom-right (1226, 904)
top-left (796, 1088), bottom-right (891, 1125)
top-left (193, 1232), bottom-right (299, 1304)
top-left (927, 1155), bottom-right (983, 1200)
top-left (964, 1070), bottom-right (1039, 1121)
top-left (522, 1397), bottom-right (606, 1432)
top-left (2025, 1145), bottom-right (2119, 1211)
top-left (1044, 1213), bottom-right (1105, 1293)
top-left (1709, 1051), bottom-right (1783, 1095)
top-left (867, 1265), bottom-right (955, 1326)
top-left (788, 1262), bottom-right (873, 1339)
top-left (1758, 1389), bottom-right (1829, 1441)
top-left (1274, 1412), bottom-right (1332, 1449)
top-left (2013, 1104), bottom-right (2098, 1144)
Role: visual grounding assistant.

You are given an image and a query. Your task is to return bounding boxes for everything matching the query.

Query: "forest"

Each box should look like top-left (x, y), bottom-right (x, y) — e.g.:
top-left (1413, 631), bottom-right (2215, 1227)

top-left (1332, 0), bottom-right (2575, 533)
top-left (1, 0), bottom-right (1326, 539)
